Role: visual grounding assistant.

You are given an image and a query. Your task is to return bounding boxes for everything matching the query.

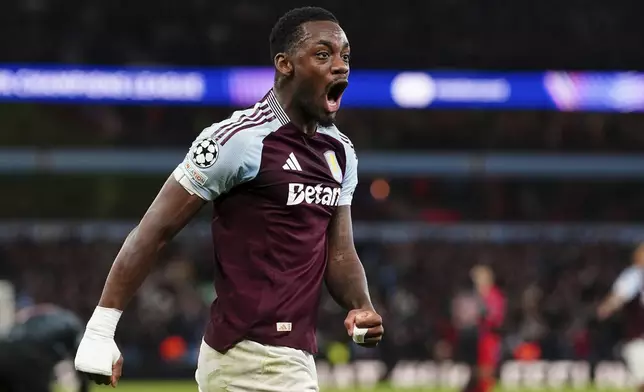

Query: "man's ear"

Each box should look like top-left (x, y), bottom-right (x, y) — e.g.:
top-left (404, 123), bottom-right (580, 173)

top-left (274, 53), bottom-right (294, 77)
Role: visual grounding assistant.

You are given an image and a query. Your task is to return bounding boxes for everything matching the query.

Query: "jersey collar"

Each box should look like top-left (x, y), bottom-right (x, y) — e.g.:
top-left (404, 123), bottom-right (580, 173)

top-left (265, 89), bottom-right (291, 126)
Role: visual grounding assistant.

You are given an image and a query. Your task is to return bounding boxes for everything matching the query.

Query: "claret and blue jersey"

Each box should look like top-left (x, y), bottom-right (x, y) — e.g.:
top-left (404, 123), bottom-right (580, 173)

top-left (173, 89), bottom-right (357, 354)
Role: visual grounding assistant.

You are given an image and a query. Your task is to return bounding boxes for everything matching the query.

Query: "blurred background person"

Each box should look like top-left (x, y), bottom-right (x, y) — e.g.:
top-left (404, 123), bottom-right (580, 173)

top-left (0, 304), bottom-right (87, 392)
top-left (461, 265), bottom-right (506, 392)
top-left (597, 245), bottom-right (644, 392)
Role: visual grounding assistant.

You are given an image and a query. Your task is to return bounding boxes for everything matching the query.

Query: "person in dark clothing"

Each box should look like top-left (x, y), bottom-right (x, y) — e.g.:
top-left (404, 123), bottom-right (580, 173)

top-left (0, 304), bottom-right (88, 392)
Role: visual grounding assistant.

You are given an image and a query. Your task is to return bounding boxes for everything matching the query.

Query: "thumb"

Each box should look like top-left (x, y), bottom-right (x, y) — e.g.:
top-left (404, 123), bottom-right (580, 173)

top-left (111, 356), bottom-right (123, 388)
top-left (111, 341), bottom-right (122, 364)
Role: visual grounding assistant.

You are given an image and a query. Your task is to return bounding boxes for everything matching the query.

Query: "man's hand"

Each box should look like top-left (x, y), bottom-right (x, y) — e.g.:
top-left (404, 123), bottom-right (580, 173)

top-left (596, 293), bottom-right (624, 321)
top-left (597, 302), bottom-right (613, 321)
top-left (74, 307), bottom-right (124, 387)
top-left (326, 206), bottom-right (382, 347)
top-left (75, 331), bottom-right (124, 387)
top-left (344, 308), bottom-right (384, 347)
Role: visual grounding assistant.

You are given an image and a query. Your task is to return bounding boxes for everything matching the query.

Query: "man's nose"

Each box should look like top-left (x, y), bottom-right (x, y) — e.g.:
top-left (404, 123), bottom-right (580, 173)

top-left (331, 56), bottom-right (349, 75)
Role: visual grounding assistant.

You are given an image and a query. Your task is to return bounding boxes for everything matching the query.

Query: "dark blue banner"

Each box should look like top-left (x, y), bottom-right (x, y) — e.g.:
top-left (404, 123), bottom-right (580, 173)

top-left (1, 64), bottom-right (643, 111)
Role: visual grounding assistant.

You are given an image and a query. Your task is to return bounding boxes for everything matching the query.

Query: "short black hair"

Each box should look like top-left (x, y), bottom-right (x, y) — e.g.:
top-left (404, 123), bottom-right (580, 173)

top-left (269, 7), bottom-right (339, 60)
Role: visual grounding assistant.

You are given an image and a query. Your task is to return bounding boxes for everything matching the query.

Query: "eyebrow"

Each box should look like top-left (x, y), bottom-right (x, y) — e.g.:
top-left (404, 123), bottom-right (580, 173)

top-left (315, 39), bottom-right (350, 50)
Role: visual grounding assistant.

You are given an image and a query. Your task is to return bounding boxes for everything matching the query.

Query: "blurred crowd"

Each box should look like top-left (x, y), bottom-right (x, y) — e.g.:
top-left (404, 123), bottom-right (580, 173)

top-left (2, 0), bottom-right (643, 70)
top-left (5, 176), bottom-right (644, 223)
top-left (4, 104), bottom-right (644, 152)
top-left (354, 179), bottom-right (644, 223)
top-left (0, 237), bottom-right (633, 374)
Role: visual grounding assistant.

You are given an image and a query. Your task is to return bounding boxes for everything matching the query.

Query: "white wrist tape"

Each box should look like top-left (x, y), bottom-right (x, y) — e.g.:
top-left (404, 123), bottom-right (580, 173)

top-left (86, 306), bottom-right (122, 339)
top-left (352, 325), bottom-right (368, 344)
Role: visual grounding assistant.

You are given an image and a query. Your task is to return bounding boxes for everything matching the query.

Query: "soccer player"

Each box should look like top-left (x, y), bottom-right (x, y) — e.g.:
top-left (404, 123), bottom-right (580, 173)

top-left (597, 244), bottom-right (644, 392)
top-left (0, 304), bottom-right (88, 392)
top-left (73, 6), bottom-right (384, 391)
top-left (463, 265), bottom-right (506, 392)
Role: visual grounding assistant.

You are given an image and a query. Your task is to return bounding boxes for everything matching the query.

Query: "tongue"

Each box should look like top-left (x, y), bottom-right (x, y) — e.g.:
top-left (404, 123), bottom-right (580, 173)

top-left (324, 96), bottom-right (342, 113)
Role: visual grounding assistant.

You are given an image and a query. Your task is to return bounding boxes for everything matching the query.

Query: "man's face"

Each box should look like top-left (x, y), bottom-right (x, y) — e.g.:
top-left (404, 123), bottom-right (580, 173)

top-left (290, 20), bottom-right (350, 127)
top-left (471, 266), bottom-right (493, 289)
top-left (634, 247), bottom-right (644, 266)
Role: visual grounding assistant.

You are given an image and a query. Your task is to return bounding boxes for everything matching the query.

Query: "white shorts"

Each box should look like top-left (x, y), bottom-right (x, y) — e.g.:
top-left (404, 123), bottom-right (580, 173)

top-left (622, 338), bottom-right (644, 385)
top-left (195, 339), bottom-right (319, 392)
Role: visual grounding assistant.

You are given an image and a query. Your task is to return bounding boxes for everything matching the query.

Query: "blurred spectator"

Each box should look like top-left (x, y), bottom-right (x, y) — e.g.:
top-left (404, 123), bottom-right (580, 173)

top-left (5, 105), bottom-right (644, 153)
top-left (5, 176), bottom-right (644, 223)
top-left (1, 0), bottom-right (643, 70)
top-left (0, 238), bottom-right (635, 373)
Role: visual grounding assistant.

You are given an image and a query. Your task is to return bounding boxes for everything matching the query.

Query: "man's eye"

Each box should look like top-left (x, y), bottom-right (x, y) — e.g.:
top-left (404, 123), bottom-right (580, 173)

top-left (342, 54), bottom-right (351, 62)
top-left (316, 52), bottom-right (330, 59)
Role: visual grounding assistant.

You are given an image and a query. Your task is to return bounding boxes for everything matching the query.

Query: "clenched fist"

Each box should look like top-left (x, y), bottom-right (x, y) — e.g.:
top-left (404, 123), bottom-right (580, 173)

top-left (74, 307), bottom-right (124, 388)
top-left (344, 308), bottom-right (384, 347)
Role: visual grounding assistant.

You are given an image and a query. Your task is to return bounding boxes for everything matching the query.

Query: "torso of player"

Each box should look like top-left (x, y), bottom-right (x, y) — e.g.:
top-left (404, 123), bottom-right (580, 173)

top-left (614, 266), bottom-right (644, 341)
top-left (174, 89), bottom-right (357, 354)
top-left (624, 297), bottom-right (644, 340)
top-left (623, 274), bottom-right (644, 340)
top-left (479, 286), bottom-right (505, 333)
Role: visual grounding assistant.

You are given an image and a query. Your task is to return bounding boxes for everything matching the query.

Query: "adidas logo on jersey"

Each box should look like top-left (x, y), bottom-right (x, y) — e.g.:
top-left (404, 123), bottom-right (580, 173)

top-left (287, 183), bottom-right (341, 206)
top-left (282, 152), bottom-right (302, 171)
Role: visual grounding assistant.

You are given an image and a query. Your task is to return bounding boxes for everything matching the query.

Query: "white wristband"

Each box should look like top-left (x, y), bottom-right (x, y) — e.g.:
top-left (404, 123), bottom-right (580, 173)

top-left (86, 306), bottom-right (122, 339)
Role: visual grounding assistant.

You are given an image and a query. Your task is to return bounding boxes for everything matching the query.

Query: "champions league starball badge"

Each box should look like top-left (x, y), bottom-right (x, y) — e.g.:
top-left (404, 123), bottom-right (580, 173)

top-left (191, 138), bottom-right (219, 168)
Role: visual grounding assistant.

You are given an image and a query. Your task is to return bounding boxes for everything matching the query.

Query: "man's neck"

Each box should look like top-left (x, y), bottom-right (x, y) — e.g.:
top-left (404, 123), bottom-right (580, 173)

top-left (273, 85), bottom-right (317, 136)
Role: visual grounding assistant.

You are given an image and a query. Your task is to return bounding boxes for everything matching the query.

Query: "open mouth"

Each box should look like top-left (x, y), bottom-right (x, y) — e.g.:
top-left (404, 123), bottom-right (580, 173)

top-left (325, 80), bottom-right (348, 112)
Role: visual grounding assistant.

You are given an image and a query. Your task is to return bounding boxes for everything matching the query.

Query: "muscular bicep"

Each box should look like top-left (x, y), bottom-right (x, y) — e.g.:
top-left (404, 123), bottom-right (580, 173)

top-left (96, 175), bottom-right (205, 310)
top-left (147, 120), bottom-right (257, 241)
top-left (327, 205), bottom-right (357, 262)
top-left (137, 175), bottom-right (206, 242)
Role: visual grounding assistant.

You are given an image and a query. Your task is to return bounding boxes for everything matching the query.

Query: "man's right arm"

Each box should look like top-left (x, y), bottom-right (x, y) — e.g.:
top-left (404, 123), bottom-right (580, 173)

top-left (75, 177), bottom-right (205, 387)
top-left (99, 126), bottom-right (254, 309)
top-left (597, 267), bottom-right (642, 320)
top-left (98, 176), bottom-right (205, 311)
top-left (76, 127), bottom-right (253, 385)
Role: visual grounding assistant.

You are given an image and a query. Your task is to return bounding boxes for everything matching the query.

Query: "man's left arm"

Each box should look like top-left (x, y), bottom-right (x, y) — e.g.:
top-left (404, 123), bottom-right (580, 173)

top-left (326, 205), bottom-right (372, 311)
top-left (325, 139), bottom-right (383, 346)
top-left (597, 267), bottom-right (641, 320)
top-left (326, 205), bottom-right (384, 347)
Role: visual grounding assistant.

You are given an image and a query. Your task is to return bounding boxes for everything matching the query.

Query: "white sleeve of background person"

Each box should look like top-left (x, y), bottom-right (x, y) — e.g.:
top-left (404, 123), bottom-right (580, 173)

top-left (338, 140), bottom-right (358, 206)
top-left (173, 122), bottom-right (263, 201)
top-left (0, 280), bottom-right (15, 335)
top-left (613, 267), bottom-right (643, 301)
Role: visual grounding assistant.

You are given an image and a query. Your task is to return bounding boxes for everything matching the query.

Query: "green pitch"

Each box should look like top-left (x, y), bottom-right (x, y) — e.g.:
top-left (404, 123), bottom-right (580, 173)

top-left (60, 380), bottom-right (631, 392)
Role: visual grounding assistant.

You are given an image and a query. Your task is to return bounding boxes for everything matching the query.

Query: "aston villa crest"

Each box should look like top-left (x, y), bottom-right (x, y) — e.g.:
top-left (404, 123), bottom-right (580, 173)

top-left (324, 151), bottom-right (343, 183)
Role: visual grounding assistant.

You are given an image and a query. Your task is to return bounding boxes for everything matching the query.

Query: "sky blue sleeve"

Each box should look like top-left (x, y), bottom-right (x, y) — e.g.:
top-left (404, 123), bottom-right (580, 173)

top-left (613, 267), bottom-right (643, 301)
top-left (173, 124), bottom-right (262, 201)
